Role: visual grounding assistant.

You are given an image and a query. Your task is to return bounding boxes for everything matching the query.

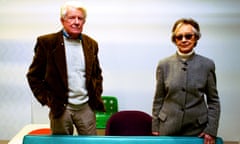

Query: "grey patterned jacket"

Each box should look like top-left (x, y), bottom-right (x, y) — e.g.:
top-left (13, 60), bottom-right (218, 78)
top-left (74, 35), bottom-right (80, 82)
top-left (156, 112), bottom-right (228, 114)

top-left (152, 53), bottom-right (220, 137)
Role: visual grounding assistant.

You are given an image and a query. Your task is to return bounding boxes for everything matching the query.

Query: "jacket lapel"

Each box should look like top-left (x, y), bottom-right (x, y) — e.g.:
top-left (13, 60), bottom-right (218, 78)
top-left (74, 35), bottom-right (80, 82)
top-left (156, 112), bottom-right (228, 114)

top-left (52, 32), bottom-right (68, 88)
top-left (82, 34), bottom-right (93, 80)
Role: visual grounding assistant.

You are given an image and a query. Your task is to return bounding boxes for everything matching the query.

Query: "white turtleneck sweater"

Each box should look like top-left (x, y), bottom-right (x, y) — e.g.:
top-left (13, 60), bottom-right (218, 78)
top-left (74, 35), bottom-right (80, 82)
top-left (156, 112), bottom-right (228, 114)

top-left (177, 49), bottom-right (195, 61)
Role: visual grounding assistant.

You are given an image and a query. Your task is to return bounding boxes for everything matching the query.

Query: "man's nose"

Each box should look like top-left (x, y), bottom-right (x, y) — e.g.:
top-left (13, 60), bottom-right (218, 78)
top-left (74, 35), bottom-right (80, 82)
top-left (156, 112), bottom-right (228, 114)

top-left (74, 17), bottom-right (80, 23)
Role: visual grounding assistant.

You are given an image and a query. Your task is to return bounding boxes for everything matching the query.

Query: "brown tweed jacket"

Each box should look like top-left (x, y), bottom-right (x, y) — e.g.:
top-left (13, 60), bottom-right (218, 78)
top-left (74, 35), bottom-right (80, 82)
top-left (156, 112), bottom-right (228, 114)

top-left (27, 31), bottom-right (105, 118)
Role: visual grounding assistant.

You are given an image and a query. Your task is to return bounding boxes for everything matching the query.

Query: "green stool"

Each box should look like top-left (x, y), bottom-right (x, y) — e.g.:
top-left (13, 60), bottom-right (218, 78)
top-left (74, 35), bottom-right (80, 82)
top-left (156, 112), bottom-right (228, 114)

top-left (96, 96), bottom-right (118, 129)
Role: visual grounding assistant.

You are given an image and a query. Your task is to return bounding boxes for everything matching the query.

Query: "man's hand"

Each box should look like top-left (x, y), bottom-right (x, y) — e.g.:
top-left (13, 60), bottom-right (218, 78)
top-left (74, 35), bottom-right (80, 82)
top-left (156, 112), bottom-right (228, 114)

top-left (152, 131), bottom-right (160, 136)
top-left (199, 132), bottom-right (216, 144)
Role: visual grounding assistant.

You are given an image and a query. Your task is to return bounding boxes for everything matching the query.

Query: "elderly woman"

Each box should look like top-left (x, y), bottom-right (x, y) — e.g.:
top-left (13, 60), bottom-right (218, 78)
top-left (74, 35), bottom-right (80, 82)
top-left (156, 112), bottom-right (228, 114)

top-left (152, 18), bottom-right (220, 144)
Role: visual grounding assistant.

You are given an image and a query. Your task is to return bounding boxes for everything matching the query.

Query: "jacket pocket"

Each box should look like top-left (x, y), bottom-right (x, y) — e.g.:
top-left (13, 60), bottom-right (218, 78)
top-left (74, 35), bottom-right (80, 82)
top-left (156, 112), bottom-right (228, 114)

top-left (158, 111), bottom-right (167, 122)
top-left (197, 114), bottom-right (208, 125)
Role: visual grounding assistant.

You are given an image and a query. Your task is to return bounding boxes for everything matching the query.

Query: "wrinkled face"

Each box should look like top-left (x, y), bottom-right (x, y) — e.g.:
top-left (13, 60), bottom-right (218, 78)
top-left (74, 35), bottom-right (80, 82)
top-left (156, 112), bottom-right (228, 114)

top-left (61, 7), bottom-right (85, 39)
top-left (174, 24), bottom-right (197, 54)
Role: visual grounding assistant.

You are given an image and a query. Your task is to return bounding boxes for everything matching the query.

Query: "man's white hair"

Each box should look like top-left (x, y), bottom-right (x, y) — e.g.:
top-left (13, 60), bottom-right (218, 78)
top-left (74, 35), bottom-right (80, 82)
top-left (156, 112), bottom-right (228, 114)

top-left (60, 1), bottom-right (87, 19)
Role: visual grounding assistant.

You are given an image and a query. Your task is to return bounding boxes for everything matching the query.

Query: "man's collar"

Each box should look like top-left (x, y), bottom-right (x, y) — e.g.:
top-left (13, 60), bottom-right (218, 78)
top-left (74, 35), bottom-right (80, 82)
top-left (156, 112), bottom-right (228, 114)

top-left (62, 29), bottom-right (82, 40)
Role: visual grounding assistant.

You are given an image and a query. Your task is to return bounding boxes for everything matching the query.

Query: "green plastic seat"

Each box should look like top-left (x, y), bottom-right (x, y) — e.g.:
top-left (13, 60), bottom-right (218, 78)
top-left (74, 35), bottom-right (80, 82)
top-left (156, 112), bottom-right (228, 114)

top-left (96, 96), bottom-right (118, 129)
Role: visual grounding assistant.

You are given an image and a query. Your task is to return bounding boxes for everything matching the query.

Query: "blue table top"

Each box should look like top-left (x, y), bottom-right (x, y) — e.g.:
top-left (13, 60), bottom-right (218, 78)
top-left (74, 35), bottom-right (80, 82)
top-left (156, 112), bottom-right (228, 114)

top-left (23, 135), bottom-right (223, 144)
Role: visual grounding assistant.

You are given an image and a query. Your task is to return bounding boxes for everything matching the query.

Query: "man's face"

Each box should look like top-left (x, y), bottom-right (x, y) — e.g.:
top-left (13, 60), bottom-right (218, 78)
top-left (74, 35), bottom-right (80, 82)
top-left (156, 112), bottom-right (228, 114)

top-left (174, 24), bottom-right (197, 54)
top-left (61, 7), bottom-right (85, 39)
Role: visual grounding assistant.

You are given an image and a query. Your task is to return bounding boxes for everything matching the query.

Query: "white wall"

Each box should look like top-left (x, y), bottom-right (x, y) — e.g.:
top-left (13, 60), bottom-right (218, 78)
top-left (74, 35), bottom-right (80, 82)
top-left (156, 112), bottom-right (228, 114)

top-left (0, 0), bottom-right (239, 142)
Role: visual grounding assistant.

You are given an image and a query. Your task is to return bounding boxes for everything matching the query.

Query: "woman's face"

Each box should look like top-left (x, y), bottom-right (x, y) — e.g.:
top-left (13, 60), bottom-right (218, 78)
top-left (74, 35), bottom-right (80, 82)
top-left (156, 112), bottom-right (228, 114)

top-left (174, 24), bottom-right (197, 54)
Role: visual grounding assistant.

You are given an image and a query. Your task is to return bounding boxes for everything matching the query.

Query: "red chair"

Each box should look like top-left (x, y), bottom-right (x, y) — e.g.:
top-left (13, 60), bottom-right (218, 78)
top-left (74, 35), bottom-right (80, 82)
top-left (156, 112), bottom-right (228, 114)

top-left (105, 110), bottom-right (152, 136)
top-left (28, 128), bottom-right (51, 135)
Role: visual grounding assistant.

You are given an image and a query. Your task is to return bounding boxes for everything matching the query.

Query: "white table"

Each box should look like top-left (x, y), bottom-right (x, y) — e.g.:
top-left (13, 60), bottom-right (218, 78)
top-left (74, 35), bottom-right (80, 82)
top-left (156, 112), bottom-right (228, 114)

top-left (8, 124), bottom-right (50, 144)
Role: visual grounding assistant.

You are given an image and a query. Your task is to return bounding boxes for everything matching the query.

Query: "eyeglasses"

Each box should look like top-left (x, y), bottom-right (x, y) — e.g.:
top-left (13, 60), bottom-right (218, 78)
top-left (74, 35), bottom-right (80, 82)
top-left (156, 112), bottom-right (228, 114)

top-left (175, 33), bottom-right (194, 41)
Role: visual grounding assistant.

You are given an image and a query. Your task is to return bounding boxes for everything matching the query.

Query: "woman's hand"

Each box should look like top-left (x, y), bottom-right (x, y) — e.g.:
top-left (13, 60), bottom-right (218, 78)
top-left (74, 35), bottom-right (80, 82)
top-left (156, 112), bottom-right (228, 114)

top-left (199, 132), bottom-right (216, 144)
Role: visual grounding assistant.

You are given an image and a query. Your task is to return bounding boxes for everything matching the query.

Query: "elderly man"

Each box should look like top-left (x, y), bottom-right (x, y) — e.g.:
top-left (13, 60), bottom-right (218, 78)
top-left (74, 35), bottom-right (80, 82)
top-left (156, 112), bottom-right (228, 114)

top-left (27, 1), bottom-right (105, 135)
